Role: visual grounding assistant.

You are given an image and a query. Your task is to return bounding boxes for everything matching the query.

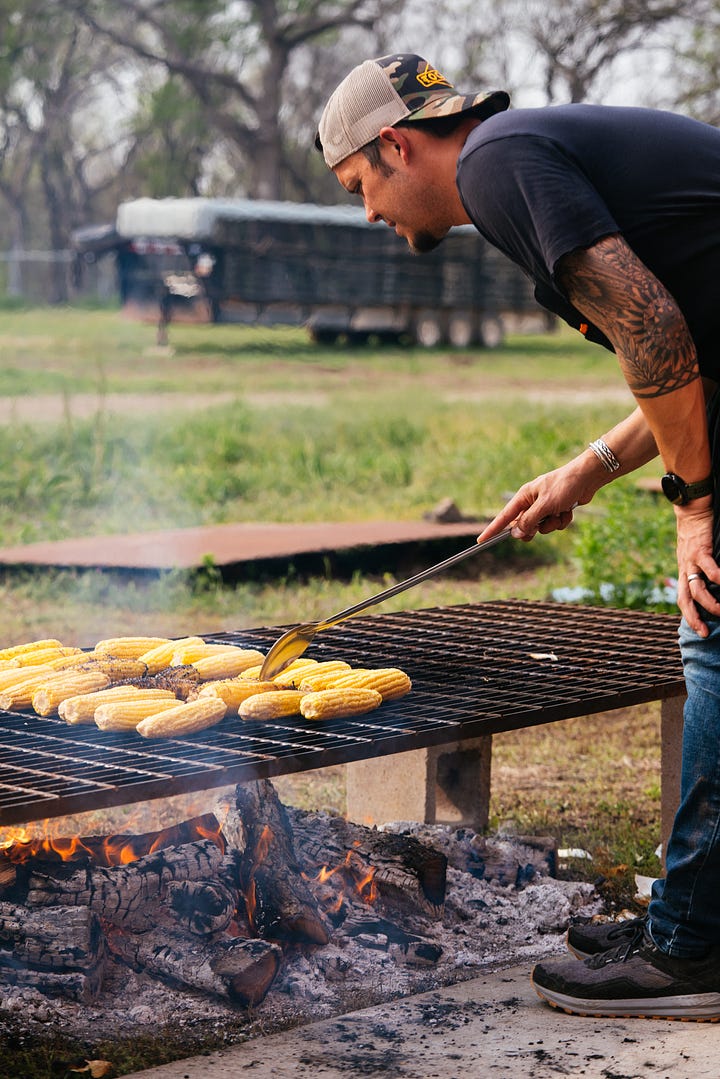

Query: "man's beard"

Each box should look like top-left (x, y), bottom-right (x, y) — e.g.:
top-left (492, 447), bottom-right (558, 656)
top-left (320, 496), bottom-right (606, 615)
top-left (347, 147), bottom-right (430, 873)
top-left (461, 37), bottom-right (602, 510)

top-left (409, 231), bottom-right (445, 254)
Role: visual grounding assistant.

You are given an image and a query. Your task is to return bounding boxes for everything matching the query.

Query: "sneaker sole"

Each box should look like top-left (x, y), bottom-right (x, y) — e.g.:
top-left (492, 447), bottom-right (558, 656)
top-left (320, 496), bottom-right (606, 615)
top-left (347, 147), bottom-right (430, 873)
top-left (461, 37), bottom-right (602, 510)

top-left (531, 979), bottom-right (720, 1021)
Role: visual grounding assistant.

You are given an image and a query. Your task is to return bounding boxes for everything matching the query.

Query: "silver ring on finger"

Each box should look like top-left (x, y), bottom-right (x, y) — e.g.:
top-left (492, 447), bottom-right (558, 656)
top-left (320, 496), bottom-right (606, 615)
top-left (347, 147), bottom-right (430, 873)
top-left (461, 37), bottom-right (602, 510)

top-left (687, 573), bottom-right (702, 583)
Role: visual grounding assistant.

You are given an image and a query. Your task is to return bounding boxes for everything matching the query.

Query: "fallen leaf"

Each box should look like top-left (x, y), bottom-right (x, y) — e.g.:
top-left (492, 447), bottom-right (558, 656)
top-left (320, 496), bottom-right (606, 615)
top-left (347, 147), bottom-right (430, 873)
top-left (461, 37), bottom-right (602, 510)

top-left (70, 1062), bottom-right (112, 1078)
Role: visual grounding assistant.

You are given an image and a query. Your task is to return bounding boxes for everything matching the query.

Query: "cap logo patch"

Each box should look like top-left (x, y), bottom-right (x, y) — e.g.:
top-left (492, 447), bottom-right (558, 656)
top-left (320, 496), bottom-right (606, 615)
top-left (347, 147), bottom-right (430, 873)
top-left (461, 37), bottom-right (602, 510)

top-left (416, 63), bottom-right (452, 90)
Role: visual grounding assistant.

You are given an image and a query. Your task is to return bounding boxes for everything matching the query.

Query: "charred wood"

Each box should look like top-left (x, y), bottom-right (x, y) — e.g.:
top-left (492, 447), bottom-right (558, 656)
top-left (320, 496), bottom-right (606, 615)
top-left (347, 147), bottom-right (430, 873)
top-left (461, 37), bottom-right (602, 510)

top-left (233, 781), bottom-right (330, 945)
top-left (291, 812), bottom-right (447, 914)
top-left (107, 929), bottom-right (281, 1005)
top-left (0, 903), bottom-right (106, 1002)
top-left (25, 839), bottom-right (225, 931)
top-left (165, 879), bottom-right (236, 936)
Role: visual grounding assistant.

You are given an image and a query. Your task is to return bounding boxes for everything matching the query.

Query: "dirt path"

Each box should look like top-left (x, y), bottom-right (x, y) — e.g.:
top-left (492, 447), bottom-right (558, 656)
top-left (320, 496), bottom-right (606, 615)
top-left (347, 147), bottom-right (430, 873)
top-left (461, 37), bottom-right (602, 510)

top-left (0, 382), bottom-right (632, 426)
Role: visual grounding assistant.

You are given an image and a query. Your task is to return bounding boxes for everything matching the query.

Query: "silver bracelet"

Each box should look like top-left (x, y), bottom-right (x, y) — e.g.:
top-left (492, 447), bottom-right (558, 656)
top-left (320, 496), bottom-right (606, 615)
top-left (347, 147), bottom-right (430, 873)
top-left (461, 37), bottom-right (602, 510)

top-left (588, 438), bottom-right (621, 473)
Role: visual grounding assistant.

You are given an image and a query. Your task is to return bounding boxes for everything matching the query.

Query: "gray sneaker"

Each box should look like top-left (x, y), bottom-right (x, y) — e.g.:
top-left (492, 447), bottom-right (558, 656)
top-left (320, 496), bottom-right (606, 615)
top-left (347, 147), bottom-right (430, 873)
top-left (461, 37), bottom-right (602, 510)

top-left (532, 928), bottom-right (720, 1020)
top-left (567, 915), bottom-right (647, 959)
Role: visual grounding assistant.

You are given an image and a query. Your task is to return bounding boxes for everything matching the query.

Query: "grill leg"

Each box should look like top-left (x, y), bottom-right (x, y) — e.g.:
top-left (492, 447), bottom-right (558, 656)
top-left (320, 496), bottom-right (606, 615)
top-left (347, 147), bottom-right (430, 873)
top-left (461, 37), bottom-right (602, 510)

top-left (346, 737), bottom-right (492, 829)
top-left (660, 693), bottom-right (685, 870)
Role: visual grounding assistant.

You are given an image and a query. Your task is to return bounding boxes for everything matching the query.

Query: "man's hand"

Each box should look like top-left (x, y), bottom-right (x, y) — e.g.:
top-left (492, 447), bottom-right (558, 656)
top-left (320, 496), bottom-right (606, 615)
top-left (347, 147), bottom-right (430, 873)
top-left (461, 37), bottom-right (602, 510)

top-left (476, 460), bottom-right (594, 544)
top-left (675, 500), bottom-right (720, 636)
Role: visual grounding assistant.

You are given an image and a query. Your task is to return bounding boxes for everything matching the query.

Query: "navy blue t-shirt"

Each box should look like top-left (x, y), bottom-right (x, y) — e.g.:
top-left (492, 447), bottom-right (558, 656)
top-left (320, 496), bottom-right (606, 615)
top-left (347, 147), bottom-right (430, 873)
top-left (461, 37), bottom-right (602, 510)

top-left (457, 104), bottom-right (720, 377)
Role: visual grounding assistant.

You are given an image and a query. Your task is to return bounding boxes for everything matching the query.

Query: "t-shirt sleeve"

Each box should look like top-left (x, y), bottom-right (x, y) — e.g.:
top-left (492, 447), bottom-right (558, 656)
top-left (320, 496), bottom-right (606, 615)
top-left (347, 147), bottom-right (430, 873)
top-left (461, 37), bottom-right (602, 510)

top-left (457, 133), bottom-right (620, 282)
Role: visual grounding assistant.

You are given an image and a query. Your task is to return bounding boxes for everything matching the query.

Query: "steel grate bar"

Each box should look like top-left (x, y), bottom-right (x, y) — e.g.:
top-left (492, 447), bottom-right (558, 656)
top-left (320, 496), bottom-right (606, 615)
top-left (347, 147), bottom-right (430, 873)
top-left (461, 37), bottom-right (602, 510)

top-left (0, 601), bottom-right (685, 826)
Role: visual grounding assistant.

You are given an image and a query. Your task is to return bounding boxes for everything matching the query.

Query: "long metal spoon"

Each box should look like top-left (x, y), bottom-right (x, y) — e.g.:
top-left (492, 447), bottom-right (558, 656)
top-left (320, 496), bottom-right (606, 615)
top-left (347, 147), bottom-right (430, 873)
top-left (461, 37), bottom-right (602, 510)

top-left (258, 527), bottom-right (512, 680)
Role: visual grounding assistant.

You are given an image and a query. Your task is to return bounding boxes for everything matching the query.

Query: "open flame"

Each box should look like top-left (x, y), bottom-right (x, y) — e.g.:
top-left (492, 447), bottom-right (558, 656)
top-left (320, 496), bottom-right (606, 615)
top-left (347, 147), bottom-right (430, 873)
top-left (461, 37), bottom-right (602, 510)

top-left (0, 814), bottom-right (225, 869)
top-left (307, 847), bottom-right (378, 908)
top-left (243, 824), bottom-right (274, 930)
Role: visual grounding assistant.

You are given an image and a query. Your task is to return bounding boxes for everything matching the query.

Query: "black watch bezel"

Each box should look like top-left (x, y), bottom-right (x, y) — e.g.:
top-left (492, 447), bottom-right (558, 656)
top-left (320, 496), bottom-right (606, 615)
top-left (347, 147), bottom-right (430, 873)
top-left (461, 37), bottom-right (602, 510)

top-left (661, 472), bottom-right (714, 505)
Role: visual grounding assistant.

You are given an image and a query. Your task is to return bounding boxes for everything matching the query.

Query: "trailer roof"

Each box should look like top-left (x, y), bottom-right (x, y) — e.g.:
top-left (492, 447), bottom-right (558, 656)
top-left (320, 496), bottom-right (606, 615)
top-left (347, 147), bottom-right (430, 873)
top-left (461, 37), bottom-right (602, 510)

top-left (116, 196), bottom-right (475, 240)
top-left (116, 197), bottom-right (375, 238)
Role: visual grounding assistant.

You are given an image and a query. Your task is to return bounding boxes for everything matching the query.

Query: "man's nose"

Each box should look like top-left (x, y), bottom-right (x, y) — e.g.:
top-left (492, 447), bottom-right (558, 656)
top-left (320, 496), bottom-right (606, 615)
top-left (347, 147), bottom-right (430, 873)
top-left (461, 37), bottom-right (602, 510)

top-left (365, 204), bottom-right (382, 224)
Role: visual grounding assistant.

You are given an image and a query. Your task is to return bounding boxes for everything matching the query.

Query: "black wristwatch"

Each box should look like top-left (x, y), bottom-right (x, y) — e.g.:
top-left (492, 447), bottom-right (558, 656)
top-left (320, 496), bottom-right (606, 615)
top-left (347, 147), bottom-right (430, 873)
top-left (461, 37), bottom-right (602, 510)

top-left (661, 472), bottom-right (714, 505)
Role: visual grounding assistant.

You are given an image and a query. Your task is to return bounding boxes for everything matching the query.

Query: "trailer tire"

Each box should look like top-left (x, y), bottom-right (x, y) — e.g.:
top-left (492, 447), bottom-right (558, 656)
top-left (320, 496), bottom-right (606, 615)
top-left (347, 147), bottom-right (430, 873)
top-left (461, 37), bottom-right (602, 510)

top-left (447, 311), bottom-right (476, 348)
top-left (478, 316), bottom-right (504, 349)
top-left (413, 310), bottom-right (445, 348)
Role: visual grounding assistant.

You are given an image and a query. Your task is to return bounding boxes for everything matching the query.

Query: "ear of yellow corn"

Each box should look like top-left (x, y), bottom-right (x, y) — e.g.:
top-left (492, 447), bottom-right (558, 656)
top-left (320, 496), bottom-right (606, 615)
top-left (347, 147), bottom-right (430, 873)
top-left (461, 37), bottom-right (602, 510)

top-left (300, 688), bottom-right (382, 721)
top-left (9, 646), bottom-right (83, 668)
top-left (239, 658), bottom-right (316, 682)
top-left (94, 695), bottom-right (183, 731)
top-left (93, 636), bottom-right (171, 658)
top-left (135, 697), bottom-right (227, 738)
top-left (0, 666), bottom-right (91, 710)
top-left (196, 679), bottom-right (278, 715)
top-left (238, 690), bottom-right (305, 721)
top-left (45, 652), bottom-right (98, 671)
top-left (138, 636), bottom-right (205, 674)
top-left (59, 686), bottom-right (177, 725)
top-left (191, 649), bottom-right (266, 681)
top-left (0, 664), bottom-right (54, 694)
top-left (0, 638), bottom-right (63, 661)
top-left (31, 671), bottom-right (112, 717)
top-left (81, 655), bottom-right (149, 681)
top-left (292, 660), bottom-right (353, 691)
top-left (272, 661), bottom-right (325, 688)
top-left (323, 667), bottom-right (412, 701)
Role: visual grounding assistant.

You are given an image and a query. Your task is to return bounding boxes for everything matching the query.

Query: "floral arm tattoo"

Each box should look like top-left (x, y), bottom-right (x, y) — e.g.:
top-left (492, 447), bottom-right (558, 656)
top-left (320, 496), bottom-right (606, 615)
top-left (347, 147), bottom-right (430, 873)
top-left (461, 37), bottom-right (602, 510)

top-left (556, 234), bottom-right (700, 399)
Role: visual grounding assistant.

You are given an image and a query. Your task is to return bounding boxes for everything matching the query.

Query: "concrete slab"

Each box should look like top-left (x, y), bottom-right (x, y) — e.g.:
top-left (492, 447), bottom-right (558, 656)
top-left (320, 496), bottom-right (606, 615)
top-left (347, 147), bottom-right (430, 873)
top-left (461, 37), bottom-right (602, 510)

top-left (0, 519), bottom-right (486, 573)
top-left (123, 963), bottom-right (718, 1079)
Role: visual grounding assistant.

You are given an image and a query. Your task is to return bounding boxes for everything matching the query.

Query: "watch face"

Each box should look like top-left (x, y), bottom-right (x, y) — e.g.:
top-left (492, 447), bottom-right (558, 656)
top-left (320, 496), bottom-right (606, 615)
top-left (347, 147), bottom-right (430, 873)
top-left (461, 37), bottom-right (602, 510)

top-left (661, 473), bottom-right (684, 504)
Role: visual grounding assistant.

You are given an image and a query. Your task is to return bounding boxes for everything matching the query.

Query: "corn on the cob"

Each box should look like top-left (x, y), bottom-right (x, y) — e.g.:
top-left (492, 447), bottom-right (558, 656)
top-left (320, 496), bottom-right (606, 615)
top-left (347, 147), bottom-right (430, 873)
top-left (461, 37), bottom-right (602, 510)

top-left (196, 679), bottom-right (278, 715)
top-left (31, 670), bottom-right (112, 717)
top-left (292, 661), bottom-right (353, 692)
top-left (300, 688), bottom-right (382, 721)
top-left (272, 661), bottom-right (327, 688)
top-left (93, 636), bottom-right (171, 658)
top-left (323, 667), bottom-right (412, 701)
top-left (81, 655), bottom-right (149, 682)
top-left (191, 649), bottom-right (266, 681)
top-left (59, 686), bottom-right (177, 725)
top-left (239, 658), bottom-right (317, 682)
top-left (138, 636), bottom-right (205, 675)
top-left (0, 667), bottom-right (83, 710)
top-left (136, 697), bottom-right (228, 739)
top-left (238, 690), bottom-right (305, 721)
top-left (8, 646), bottom-right (83, 668)
top-left (45, 652), bottom-right (98, 671)
top-left (0, 664), bottom-right (53, 693)
top-left (94, 695), bottom-right (183, 731)
top-left (0, 638), bottom-right (63, 661)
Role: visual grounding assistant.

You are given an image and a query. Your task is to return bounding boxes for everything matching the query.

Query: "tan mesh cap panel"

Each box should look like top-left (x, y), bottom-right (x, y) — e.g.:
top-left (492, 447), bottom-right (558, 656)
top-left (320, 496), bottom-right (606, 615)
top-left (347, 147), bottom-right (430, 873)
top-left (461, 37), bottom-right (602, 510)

top-left (318, 61), bottom-right (410, 168)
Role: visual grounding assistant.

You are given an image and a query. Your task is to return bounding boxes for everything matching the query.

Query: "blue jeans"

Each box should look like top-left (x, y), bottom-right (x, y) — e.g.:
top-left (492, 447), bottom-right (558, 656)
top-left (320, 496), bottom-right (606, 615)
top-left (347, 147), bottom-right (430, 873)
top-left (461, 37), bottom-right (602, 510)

top-left (648, 617), bottom-right (720, 957)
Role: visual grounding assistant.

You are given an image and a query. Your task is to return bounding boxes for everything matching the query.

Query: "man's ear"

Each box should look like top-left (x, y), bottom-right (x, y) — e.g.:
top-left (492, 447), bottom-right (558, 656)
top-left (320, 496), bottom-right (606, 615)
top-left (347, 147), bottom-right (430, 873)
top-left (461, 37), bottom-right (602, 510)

top-left (378, 125), bottom-right (411, 161)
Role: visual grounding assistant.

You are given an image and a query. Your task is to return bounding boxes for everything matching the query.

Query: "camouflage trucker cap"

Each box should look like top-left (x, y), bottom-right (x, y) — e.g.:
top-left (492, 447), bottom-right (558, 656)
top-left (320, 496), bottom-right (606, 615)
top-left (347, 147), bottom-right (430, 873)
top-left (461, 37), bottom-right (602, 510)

top-left (316, 53), bottom-right (510, 168)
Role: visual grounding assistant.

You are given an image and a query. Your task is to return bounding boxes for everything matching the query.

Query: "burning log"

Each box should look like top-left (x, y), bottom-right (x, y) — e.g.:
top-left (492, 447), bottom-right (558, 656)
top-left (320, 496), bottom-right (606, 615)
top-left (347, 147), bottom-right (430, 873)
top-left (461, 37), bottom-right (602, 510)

top-left (292, 813), bottom-right (448, 915)
top-left (232, 780), bottom-right (331, 945)
top-left (107, 929), bottom-right (281, 1005)
top-left (25, 839), bottom-right (226, 932)
top-left (0, 903), bottom-right (105, 1002)
top-left (165, 879), bottom-right (236, 936)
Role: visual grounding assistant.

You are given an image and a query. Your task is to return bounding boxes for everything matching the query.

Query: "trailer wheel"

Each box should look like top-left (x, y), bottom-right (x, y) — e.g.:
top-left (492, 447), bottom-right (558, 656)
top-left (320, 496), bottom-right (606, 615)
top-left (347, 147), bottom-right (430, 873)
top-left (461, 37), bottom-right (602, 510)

top-left (413, 310), bottom-right (445, 347)
top-left (447, 311), bottom-right (476, 348)
top-left (478, 316), bottom-right (504, 349)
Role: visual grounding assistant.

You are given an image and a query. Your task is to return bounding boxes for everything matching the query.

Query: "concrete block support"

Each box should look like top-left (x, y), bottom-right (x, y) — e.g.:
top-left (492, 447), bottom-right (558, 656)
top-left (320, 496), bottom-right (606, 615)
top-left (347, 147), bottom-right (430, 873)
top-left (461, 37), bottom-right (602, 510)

top-left (345, 737), bottom-right (492, 829)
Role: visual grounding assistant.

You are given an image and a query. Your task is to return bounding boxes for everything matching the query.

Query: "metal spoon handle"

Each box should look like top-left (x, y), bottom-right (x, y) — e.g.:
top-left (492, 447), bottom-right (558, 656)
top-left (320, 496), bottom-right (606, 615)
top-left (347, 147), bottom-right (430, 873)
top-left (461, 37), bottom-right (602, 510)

top-left (315, 527), bottom-right (513, 631)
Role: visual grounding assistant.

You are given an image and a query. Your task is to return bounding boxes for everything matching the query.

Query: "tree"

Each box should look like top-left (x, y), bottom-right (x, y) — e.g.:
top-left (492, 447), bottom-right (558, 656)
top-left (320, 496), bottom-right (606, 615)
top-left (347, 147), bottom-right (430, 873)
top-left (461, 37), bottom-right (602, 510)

top-left (70, 0), bottom-right (405, 201)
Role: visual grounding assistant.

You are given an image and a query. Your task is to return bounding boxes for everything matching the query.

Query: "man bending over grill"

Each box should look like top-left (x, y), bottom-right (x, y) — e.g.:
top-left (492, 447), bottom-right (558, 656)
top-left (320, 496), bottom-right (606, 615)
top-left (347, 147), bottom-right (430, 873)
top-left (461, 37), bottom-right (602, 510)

top-left (316, 53), bottom-right (720, 1021)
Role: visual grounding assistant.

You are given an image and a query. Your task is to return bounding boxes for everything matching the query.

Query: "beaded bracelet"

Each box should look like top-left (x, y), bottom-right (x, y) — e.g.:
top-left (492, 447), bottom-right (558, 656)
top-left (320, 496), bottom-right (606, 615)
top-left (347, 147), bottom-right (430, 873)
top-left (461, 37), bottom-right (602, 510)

top-left (588, 438), bottom-right (621, 473)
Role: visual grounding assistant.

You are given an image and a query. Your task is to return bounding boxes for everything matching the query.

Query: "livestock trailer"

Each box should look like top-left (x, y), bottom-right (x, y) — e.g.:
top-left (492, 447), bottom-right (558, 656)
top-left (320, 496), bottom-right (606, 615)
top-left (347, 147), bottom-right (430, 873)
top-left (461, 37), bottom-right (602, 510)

top-left (73, 196), bottom-right (547, 347)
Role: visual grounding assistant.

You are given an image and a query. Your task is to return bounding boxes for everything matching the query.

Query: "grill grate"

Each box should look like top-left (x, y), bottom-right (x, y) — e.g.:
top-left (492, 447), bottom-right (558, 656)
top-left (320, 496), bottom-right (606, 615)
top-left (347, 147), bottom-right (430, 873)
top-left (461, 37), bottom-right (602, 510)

top-left (0, 601), bottom-right (684, 826)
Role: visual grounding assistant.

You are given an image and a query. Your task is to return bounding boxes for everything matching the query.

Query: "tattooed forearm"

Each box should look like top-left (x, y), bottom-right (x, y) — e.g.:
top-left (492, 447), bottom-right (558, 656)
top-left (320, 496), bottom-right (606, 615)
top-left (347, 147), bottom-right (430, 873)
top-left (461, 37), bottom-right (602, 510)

top-left (557, 234), bottom-right (700, 399)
